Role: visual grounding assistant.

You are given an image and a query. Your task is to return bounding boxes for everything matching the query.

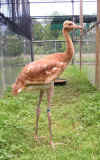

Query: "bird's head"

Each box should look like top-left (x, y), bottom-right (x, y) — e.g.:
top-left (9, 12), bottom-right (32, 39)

top-left (63, 20), bottom-right (82, 32)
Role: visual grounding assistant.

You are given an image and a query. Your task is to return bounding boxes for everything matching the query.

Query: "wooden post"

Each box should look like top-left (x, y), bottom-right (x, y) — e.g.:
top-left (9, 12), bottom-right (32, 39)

top-left (72, 0), bottom-right (75, 65)
top-left (96, 0), bottom-right (100, 88)
top-left (80, 0), bottom-right (83, 71)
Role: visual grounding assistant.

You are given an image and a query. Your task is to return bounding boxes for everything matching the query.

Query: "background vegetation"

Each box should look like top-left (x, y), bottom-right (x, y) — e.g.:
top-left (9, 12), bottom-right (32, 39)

top-left (0, 15), bottom-right (96, 58)
top-left (0, 66), bottom-right (100, 160)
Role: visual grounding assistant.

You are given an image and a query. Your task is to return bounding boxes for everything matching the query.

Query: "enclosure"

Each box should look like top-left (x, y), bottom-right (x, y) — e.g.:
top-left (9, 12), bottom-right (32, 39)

top-left (0, 0), bottom-right (100, 159)
top-left (31, 15), bottom-right (97, 85)
top-left (0, 25), bottom-right (31, 95)
top-left (0, 0), bottom-right (99, 95)
top-left (0, 0), bottom-right (32, 95)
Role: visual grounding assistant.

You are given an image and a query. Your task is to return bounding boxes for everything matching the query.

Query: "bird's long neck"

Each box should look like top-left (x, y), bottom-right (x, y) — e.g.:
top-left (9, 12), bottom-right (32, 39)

top-left (64, 31), bottom-right (74, 62)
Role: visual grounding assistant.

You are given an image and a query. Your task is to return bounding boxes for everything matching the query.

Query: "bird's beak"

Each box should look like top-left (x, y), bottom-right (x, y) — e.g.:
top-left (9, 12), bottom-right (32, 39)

top-left (73, 24), bottom-right (83, 31)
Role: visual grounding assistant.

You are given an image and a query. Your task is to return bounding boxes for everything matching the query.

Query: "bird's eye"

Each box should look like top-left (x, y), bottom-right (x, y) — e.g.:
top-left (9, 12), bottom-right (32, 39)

top-left (69, 23), bottom-right (73, 26)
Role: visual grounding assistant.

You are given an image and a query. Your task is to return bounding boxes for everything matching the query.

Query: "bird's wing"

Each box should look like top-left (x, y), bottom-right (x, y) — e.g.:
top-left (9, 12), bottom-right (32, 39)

top-left (19, 58), bottom-right (66, 85)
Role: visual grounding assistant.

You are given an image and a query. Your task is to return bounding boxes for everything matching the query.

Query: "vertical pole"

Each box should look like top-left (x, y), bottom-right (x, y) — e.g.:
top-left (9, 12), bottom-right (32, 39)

top-left (96, 0), bottom-right (100, 88)
top-left (55, 40), bottom-right (56, 53)
top-left (80, 0), bottom-right (83, 71)
top-left (30, 40), bottom-right (34, 61)
top-left (72, 0), bottom-right (75, 65)
top-left (30, 18), bottom-right (34, 61)
top-left (23, 38), bottom-right (26, 63)
top-left (0, 25), bottom-right (6, 93)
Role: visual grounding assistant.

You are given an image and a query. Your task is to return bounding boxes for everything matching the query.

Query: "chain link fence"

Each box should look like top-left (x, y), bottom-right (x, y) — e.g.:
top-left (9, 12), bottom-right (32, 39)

top-left (0, 18), bottom-right (97, 95)
top-left (76, 24), bottom-right (96, 85)
top-left (0, 23), bottom-right (31, 95)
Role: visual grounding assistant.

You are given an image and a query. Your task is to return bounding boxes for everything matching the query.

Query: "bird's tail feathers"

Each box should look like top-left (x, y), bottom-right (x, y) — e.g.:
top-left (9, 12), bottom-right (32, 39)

top-left (12, 82), bottom-right (24, 96)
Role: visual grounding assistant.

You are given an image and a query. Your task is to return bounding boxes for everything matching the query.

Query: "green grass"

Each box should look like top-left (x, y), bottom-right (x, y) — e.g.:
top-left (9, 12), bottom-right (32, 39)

top-left (0, 66), bottom-right (100, 160)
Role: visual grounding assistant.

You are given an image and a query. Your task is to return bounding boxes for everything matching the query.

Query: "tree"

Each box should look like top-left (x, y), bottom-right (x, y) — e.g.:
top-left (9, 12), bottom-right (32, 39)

top-left (43, 24), bottom-right (55, 40)
top-left (32, 20), bottom-right (44, 40)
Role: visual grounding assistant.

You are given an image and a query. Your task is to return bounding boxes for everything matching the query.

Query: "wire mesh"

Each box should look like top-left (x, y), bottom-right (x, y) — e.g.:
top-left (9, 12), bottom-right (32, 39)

top-left (75, 23), bottom-right (96, 85)
top-left (0, 0), bottom-right (32, 40)
top-left (0, 0), bottom-right (97, 95)
top-left (0, 23), bottom-right (31, 95)
top-left (32, 17), bottom-right (96, 86)
top-left (83, 26), bottom-right (96, 85)
top-left (30, 0), bottom-right (96, 16)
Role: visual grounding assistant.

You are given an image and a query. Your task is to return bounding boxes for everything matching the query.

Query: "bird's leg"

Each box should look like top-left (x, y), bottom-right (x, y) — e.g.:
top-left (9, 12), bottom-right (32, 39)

top-left (34, 90), bottom-right (44, 141)
top-left (47, 82), bottom-right (54, 147)
top-left (47, 83), bottom-right (65, 148)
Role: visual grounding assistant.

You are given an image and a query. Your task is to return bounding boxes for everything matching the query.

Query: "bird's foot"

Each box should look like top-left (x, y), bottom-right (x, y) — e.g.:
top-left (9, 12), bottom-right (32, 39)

top-left (34, 135), bottom-right (46, 142)
top-left (49, 141), bottom-right (55, 149)
top-left (50, 141), bottom-right (65, 149)
top-left (34, 135), bottom-right (39, 141)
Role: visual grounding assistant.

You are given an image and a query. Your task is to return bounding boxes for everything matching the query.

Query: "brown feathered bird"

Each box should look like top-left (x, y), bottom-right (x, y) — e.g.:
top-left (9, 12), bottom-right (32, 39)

top-left (12, 21), bottom-right (82, 148)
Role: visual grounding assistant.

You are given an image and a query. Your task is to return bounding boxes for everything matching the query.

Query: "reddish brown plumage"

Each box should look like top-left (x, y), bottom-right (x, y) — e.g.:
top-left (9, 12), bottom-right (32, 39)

top-left (12, 53), bottom-right (68, 95)
top-left (12, 21), bottom-right (82, 96)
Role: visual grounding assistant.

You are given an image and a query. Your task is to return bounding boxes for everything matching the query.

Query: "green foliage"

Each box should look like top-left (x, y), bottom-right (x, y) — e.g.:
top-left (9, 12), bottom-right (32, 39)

top-left (0, 66), bottom-right (100, 160)
top-left (32, 22), bottom-right (44, 40)
top-left (43, 24), bottom-right (55, 40)
top-left (57, 34), bottom-right (66, 52)
top-left (32, 19), bottom-right (62, 41)
top-left (7, 35), bottom-right (23, 57)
